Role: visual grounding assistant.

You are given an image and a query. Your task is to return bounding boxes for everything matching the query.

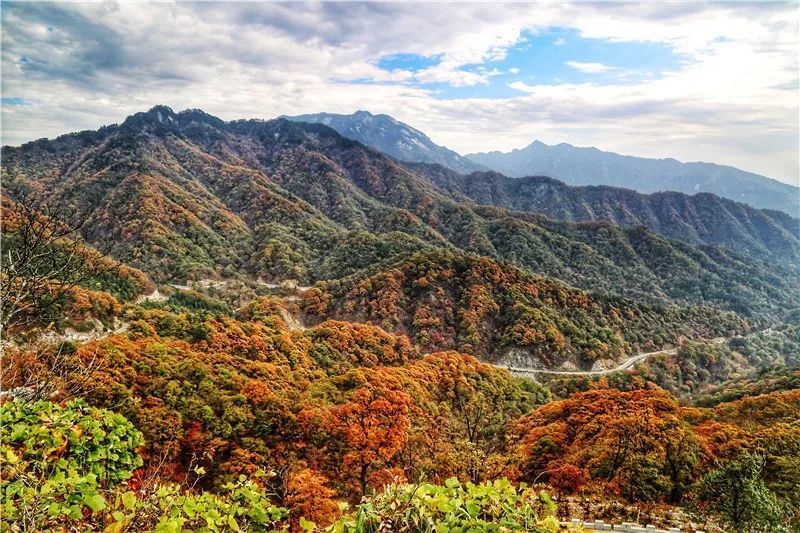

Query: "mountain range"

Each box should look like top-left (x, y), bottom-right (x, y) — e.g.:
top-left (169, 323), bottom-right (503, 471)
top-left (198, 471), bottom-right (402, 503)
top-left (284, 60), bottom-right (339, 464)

top-left (284, 110), bottom-right (486, 174)
top-left (466, 141), bottom-right (799, 216)
top-left (2, 106), bottom-right (798, 326)
top-left (408, 163), bottom-right (800, 260)
top-left (289, 111), bottom-right (800, 256)
top-left (284, 109), bottom-right (798, 216)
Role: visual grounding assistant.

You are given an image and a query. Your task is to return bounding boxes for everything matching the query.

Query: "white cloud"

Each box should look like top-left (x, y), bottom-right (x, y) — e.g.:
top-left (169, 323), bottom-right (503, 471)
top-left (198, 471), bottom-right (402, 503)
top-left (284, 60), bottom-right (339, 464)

top-left (1, 2), bottom-right (797, 185)
top-left (509, 67), bottom-right (520, 74)
top-left (554, 37), bottom-right (566, 46)
top-left (564, 61), bottom-right (618, 74)
top-left (508, 81), bottom-right (536, 93)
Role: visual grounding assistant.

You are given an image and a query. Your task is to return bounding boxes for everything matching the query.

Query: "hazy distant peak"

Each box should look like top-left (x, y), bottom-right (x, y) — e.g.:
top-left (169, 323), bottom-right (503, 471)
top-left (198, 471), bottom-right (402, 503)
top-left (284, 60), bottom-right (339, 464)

top-left (284, 110), bottom-right (486, 174)
top-left (467, 140), bottom-right (799, 215)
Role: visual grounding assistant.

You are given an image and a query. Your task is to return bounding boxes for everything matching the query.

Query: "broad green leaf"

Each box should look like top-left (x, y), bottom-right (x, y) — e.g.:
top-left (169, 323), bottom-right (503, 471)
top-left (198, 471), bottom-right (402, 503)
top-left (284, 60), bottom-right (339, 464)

top-left (84, 493), bottom-right (107, 513)
top-left (122, 491), bottom-right (136, 510)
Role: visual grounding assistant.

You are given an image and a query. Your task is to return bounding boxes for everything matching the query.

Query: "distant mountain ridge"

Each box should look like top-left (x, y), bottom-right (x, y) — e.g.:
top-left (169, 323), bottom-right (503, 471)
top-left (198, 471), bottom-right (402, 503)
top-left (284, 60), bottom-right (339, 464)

top-left (284, 110), bottom-right (486, 174)
top-left (408, 163), bottom-right (800, 260)
top-left (285, 110), bottom-right (798, 216)
top-left (466, 140), bottom-right (799, 216)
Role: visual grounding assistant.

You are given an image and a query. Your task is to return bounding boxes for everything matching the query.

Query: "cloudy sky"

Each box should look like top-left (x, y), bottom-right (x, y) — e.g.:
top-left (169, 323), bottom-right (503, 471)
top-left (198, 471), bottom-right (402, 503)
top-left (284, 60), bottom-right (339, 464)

top-left (2, 2), bottom-right (798, 184)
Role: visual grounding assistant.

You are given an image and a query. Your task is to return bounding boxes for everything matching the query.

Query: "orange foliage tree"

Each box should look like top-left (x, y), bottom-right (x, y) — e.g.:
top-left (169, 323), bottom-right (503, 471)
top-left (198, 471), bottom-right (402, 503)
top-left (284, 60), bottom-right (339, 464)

top-left (326, 385), bottom-right (413, 497)
top-left (285, 468), bottom-right (339, 528)
top-left (513, 387), bottom-right (699, 503)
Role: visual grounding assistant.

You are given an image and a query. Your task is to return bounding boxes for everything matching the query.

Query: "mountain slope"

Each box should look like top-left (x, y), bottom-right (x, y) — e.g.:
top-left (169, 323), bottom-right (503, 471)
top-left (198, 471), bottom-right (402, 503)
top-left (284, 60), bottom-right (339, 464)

top-left (302, 250), bottom-right (747, 369)
top-left (2, 105), bottom-right (798, 319)
top-left (284, 110), bottom-right (485, 174)
top-left (466, 140), bottom-right (800, 216)
top-left (408, 163), bottom-right (800, 260)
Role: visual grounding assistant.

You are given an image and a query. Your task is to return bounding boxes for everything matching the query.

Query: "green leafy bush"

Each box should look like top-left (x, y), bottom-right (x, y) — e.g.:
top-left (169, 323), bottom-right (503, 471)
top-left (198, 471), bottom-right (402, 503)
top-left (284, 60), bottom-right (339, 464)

top-left (107, 473), bottom-right (289, 533)
top-left (1, 399), bottom-right (144, 530)
top-left (694, 452), bottom-right (784, 532)
top-left (328, 477), bottom-right (559, 532)
top-left (0, 399), bottom-right (289, 532)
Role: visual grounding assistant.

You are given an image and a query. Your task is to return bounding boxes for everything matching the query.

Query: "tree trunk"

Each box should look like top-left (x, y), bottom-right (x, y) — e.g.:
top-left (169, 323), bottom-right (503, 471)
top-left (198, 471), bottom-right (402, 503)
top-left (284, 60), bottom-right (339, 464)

top-left (360, 462), bottom-right (369, 497)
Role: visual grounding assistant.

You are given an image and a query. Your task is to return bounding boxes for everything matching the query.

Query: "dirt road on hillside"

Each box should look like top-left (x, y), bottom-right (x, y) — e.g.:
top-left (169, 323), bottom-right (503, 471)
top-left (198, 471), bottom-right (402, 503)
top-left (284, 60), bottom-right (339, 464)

top-left (499, 337), bottom-right (727, 376)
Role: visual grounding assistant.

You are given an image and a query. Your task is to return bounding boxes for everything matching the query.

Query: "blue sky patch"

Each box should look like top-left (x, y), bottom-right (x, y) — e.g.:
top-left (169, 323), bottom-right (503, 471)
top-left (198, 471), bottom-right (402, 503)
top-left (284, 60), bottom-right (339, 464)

top-left (1, 97), bottom-right (28, 106)
top-left (371, 27), bottom-right (688, 100)
top-left (375, 53), bottom-right (442, 72)
top-left (500, 28), bottom-right (686, 83)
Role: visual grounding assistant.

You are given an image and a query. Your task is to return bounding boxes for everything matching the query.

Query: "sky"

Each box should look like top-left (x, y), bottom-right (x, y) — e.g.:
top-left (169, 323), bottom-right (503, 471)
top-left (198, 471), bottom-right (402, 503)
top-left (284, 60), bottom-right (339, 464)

top-left (1, 2), bottom-right (798, 185)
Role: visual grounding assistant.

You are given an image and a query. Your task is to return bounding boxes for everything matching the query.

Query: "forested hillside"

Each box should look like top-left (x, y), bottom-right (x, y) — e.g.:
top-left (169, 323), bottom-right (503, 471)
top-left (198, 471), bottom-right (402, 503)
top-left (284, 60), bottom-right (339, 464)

top-left (3, 284), bottom-right (797, 530)
top-left (3, 106), bottom-right (798, 319)
top-left (543, 322), bottom-right (800, 404)
top-left (410, 163), bottom-right (800, 260)
top-left (302, 251), bottom-right (746, 369)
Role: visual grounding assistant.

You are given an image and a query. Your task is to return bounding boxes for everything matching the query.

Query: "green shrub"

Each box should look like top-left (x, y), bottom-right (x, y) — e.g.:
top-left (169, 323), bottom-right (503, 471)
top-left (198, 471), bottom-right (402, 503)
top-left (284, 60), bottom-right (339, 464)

top-left (0, 399), bottom-right (289, 532)
top-left (1, 399), bottom-right (144, 530)
top-left (327, 477), bottom-right (559, 532)
top-left (107, 472), bottom-right (289, 533)
top-left (694, 452), bottom-right (784, 532)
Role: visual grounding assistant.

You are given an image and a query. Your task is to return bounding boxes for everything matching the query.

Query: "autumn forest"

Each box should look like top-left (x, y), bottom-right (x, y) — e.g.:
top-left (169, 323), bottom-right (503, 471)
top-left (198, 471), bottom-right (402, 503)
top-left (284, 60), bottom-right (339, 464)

top-left (1, 105), bottom-right (798, 533)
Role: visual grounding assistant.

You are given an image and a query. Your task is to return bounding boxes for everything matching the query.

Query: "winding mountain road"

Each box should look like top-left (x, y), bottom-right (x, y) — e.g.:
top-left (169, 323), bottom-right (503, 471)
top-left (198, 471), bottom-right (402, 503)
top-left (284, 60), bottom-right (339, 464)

top-left (71, 287), bottom-right (763, 380)
top-left (499, 337), bottom-right (727, 377)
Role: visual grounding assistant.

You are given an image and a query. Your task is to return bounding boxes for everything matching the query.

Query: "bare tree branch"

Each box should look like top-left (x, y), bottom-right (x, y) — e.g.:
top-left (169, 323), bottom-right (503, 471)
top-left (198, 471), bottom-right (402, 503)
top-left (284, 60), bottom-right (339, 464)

top-left (0, 191), bottom-right (125, 338)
